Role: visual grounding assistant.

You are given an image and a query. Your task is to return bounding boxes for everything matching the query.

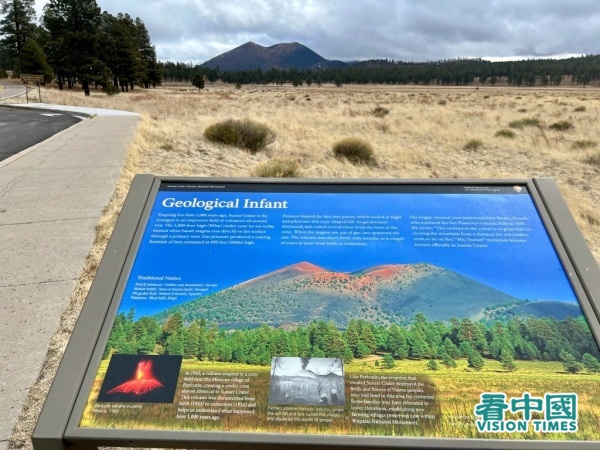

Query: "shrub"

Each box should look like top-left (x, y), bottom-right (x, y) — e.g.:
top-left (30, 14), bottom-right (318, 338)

top-left (204, 119), bottom-right (276, 153)
top-left (437, 99), bottom-right (447, 106)
top-left (495, 129), bottom-right (516, 139)
top-left (252, 159), bottom-right (301, 178)
top-left (517, 108), bottom-right (527, 113)
top-left (574, 106), bottom-right (586, 112)
top-left (549, 120), bottom-right (574, 131)
top-left (508, 117), bottom-right (541, 129)
top-left (464, 139), bottom-right (483, 151)
top-left (332, 137), bottom-right (375, 164)
top-left (572, 140), bottom-right (598, 150)
top-left (584, 152), bottom-right (600, 166)
top-left (372, 105), bottom-right (390, 118)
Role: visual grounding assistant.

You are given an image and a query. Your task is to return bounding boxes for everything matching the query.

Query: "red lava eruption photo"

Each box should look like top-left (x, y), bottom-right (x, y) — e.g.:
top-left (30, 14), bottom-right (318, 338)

top-left (97, 354), bottom-right (182, 403)
top-left (107, 359), bottom-right (164, 395)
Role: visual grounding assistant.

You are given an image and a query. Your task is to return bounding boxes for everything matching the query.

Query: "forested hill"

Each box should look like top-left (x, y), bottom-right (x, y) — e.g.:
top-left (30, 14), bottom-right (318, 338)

top-left (151, 261), bottom-right (582, 329)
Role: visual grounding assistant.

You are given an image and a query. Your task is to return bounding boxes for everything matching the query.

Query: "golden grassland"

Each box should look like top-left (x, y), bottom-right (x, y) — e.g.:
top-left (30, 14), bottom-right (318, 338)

top-left (23, 83), bottom-right (600, 262)
top-left (7, 82), bottom-right (600, 449)
top-left (78, 358), bottom-right (600, 441)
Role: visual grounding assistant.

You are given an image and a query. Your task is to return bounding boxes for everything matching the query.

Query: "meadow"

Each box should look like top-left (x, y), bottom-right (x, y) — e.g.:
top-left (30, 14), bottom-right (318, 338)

top-left (8, 82), bottom-right (600, 448)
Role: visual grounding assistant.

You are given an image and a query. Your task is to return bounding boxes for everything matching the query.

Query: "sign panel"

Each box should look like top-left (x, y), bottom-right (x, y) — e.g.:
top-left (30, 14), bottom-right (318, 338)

top-left (20, 74), bottom-right (44, 83)
top-left (69, 179), bottom-right (600, 446)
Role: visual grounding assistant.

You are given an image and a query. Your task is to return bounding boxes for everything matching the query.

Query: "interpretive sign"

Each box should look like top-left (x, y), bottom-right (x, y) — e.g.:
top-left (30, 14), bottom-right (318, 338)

top-left (20, 74), bottom-right (44, 83)
top-left (33, 176), bottom-right (600, 450)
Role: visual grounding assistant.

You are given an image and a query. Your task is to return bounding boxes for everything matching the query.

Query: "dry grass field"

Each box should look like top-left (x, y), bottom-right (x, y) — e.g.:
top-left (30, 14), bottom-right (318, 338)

top-left (8, 82), bottom-right (600, 448)
top-left (30, 83), bottom-right (600, 261)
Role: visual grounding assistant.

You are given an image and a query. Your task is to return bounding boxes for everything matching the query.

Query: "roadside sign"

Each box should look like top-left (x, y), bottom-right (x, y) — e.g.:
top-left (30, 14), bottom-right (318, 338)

top-left (20, 74), bottom-right (44, 84)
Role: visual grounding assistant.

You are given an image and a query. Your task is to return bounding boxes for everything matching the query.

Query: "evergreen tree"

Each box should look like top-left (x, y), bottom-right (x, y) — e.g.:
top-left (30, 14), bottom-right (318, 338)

top-left (560, 351), bottom-right (584, 374)
top-left (388, 324), bottom-right (409, 359)
top-left (192, 71), bottom-right (204, 89)
top-left (184, 321), bottom-right (200, 358)
top-left (382, 353), bottom-right (396, 369)
top-left (581, 353), bottom-right (600, 373)
top-left (42, 0), bottom-right (104, 94)
top-left (19, 38), bottom-right (52, 82)
top-left (165, 332), bottom-right (184, 355)
top-left (442, 355), bottom-right (457, 368)
top-left (500, 347), bottom-right (517, 372)
top-left (427, 359), bottom-right (439, 371)
top-left (468, 352), bottom-right (485, 371)
top-left (0, 0), bottom-right (37, 72)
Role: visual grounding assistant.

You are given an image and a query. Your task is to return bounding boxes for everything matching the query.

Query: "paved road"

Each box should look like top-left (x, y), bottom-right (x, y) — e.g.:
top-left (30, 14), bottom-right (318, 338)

top-left (0, 106), bottom-right (84, 161)
top-left (0, 79), bottom-right (26, 100)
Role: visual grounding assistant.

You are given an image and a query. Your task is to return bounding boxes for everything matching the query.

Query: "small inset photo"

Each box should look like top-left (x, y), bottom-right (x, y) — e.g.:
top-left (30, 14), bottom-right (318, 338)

top-left (97, 354), bottom-right (182, 403)
top-left (268, 357), bottom-right (345, 406)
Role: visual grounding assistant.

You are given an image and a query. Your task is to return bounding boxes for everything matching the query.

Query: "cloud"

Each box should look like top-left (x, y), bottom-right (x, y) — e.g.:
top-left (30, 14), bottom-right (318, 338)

top-left (33, 0), bottom-right (600, 63)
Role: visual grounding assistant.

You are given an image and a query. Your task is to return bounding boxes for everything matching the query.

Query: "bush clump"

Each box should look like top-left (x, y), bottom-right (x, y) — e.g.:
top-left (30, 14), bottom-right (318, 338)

top-left (204, 119), bottom-right (276, 153)
top-left (549, 120), bottom-right (574, 131)
top-left (332, 137), bottom-right (375, 164)
top-left (495, 129), bottom-right (516, 139)
top-left (252, 159), bottom-right (301, 178)
top-left (572, 140), bottom-right (598, 150)
top-left (584, 152), bottom-right (600, 166)
top-left (464, 139), bottom-right (484, 151)
top-left (574, 106), bottom-right (586, 112)
top-left (508, 117), bottom-right (541, 129)
top-left (372, 106), bottom-right (390, 118)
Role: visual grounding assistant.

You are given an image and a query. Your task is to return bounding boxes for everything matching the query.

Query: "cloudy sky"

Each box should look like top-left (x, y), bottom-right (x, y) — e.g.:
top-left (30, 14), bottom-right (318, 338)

top-left (33, 0), bottom-right (598, 64)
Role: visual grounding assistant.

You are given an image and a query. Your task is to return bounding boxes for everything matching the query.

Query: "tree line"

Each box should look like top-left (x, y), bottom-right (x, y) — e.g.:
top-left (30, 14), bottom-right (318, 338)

top-left (161, 55), bottom-right (600, 88)
top-left (104, 310), bottom-right (600, 374)
top-left (0, 0), bottom-right (161, 94)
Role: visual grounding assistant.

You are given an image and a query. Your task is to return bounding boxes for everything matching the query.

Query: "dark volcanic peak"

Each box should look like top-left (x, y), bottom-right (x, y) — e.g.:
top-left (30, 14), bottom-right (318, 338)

top-left (201, 41), bottom-right (347, 71)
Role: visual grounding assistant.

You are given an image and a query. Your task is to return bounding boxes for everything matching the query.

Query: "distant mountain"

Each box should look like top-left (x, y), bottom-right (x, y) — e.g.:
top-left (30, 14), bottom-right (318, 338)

top-left (152, 262), bottom-right (541, 328)
top-left (200, 42), bottom-right (348, 71)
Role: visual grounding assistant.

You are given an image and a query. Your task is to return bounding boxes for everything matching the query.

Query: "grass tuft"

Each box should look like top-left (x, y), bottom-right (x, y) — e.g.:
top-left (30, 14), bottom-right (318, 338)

top-left (204, 119), bottom-right (276, 153)
top-left (508, 117), bottom-right (541, 129)
top-left (549, 120), bottom-right (574, 131)
top-left (584, 152), bottom-right (600, 166)
top-left (464, 139), bottom-right (484, 151)
top-left (252, 159), bottom-right (302, 177)
top-left (495, 129), bottom-right (516, 139)
top-left (332, 137), bottom-right (375, 164)
top-left (372, 106), bottom-right (390, 118)
top-left (572, 140), bottom-right (598, 150)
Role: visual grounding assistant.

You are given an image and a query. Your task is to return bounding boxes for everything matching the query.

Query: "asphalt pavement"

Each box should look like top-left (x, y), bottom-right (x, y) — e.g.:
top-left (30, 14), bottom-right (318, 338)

top-left (0, 107), bottom-right (85, 161)
top-left (0, 102), bottom-right (139, 450)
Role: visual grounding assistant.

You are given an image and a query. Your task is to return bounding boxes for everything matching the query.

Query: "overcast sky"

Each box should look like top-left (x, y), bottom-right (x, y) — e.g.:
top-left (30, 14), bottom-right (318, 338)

top-left (33, 0), bottom-right (598, 64)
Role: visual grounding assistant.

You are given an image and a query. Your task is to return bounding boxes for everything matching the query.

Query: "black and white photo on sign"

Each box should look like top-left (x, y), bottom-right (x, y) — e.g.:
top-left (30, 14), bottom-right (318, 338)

top-left (268, 357), bottom-right (345, 406)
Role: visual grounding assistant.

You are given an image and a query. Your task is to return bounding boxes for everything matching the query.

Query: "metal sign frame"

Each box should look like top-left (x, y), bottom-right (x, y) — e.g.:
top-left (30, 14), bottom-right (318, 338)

top-left (32, 175), bottom-right (600, 450)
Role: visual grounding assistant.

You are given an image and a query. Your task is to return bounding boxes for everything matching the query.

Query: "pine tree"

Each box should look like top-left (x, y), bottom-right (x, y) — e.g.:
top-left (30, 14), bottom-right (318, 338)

top-left (42, 0), bottom-right (102, 93)
top-left (19, 38), bottom-right (52, 82)
top-left (581, 353), bottom-right (600, 373)
top-left (468, 352), bottom-right (485, 371)
top-left (192, 72), bottom-right (204, 89)
top-left (500, 347), bottom-right (517, 372)
top-left (0, 0), bottom-right (37, 72)
top-left (184, 322), bottom-right (200, 359)
top-left (382, 353), bottom-right (396, 369)
top-left (388, 324), bottom-right (409, 359)
top-left (427, 359), bottom-right (439, 371)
